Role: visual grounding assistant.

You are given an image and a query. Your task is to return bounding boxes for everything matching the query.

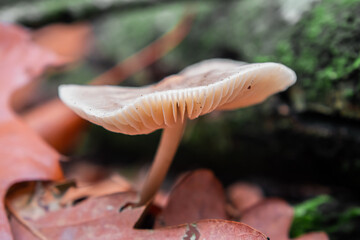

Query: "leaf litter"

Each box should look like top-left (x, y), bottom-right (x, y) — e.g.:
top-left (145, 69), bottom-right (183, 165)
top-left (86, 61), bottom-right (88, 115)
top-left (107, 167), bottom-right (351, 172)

top-left (8, 182), bottom-right (267, 240)
top-left (7, 168), bottom-right (329, 239)
top-left (0, 23), bottom-right (64, 240)
top-left (0, 12), bottom-right (331, 239)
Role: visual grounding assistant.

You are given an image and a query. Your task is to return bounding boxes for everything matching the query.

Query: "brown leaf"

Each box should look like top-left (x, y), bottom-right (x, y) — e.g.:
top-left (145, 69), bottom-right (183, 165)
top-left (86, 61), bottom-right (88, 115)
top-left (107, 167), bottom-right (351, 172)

top-left (0, 25), bottom-right (63, 111)
top-left (12, 23), bottom-right (90, 111)
top-left (241, 198), bottom-right (293, 240)
top-left (155, 169), bottom-right (227, 228)
top-left (32, 23), bottom-right (92, 63)
top-left (227, 182), bottom-right (264, 214)
top-left (22, 99), bottom-right (86, 153)
top-left (22, 23), bottom-right (92, 153)
top-left (0, 23), bottom-right (64, 239)
top-left (240, 199), bottom-right (329, 240)
top-left (10, 191), bottom-right (267, 240)
top-left (293, 232), bottom-right (329, 240)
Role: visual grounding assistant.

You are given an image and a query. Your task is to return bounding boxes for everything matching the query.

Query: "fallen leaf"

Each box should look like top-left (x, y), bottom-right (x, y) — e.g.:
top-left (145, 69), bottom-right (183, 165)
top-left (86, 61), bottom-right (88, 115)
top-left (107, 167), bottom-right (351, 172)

top-left (22, 99), bottom-right (86, 153)
top-left (32, 23), bottom-right (92, 63)
top-left (227, 182), bottom-right (264, 215)
top-left (21, 23), bottom-right (93, 152)
top-left (0, 24), bottom-right (63, 112)
top-left (155, 169), bottom-right (227, 228)
top-left (240, 198), bottom-right (329, 240)
top-left (293, 232), bottom-right (329, 240)
top-left (0, 23), bottom-right (64, 240)
top-left (10, 191), bottom-right (267, 240)
top-left (7, 182), bottom-right (65, 223)
top-left (241, 198), bottom-right (292, 240)
top-left (60, 174), bottom-right (132, 205)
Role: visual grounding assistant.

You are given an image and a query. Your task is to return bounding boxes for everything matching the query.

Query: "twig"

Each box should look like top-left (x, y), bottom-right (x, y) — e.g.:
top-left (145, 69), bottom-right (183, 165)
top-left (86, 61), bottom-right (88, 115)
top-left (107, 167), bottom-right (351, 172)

top-left (91, 8), bottom-right (194, 85)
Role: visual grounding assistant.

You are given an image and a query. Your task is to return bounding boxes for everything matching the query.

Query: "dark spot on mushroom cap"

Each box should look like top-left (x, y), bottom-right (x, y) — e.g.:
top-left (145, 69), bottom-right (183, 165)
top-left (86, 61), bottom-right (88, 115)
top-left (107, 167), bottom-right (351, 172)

top-left (247, 85), bottom-right (251, 89)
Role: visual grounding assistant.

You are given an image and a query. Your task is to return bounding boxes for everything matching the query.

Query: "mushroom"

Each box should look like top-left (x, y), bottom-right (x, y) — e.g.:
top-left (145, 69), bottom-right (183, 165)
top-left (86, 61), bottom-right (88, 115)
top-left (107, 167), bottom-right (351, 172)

top-left (59, 59), bottom-right (296, 207)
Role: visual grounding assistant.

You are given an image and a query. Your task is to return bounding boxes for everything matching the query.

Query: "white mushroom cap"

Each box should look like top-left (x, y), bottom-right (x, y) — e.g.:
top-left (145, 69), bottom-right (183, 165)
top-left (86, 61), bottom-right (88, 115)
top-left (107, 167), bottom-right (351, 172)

top-left (59, 59), bottom-right (296, 135)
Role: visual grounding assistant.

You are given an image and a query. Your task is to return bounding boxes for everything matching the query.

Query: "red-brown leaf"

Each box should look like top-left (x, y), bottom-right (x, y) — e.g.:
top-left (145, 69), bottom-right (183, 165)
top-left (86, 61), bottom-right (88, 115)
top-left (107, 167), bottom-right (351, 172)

top-left (10, 192), bottom-right (268, 240)
top-left (227, 182), bottom-right (264, 214)
top-left (22, 99), bottom-right (86, 153)
top-left (241, 198), bottom-right (292, 240)
top-left (240, 198), bottom-right (329, 240)
top-left (0, 24), bottom-right (63, 112)
top-left (155, 169), bottom-right (227, 228)
top-left (0, 23), bottom-right (64, 240)
top-left (20, 23), bottom-right (93, 152)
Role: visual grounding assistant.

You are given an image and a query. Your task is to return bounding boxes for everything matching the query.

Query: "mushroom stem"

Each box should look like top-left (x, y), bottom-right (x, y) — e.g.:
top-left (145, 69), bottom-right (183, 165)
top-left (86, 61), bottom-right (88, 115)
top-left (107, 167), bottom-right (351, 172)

top-left (136, 119), bottom-right (186, 206)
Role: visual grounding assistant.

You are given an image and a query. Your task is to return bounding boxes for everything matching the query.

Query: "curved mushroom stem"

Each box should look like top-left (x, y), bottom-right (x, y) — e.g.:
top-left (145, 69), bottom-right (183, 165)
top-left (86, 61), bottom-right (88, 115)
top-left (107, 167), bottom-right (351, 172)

top-left (136, 119), bottom-right (186, 207)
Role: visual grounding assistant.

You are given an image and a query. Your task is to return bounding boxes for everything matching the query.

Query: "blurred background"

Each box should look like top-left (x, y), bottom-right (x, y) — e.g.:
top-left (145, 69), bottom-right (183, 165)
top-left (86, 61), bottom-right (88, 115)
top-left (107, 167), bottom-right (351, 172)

top-left (2, 0), bottom-right (360, 238)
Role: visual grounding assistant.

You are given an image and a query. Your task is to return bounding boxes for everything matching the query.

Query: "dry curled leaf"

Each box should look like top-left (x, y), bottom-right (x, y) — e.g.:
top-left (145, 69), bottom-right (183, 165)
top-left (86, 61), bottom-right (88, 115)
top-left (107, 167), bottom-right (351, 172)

top-left (0, 23), bottom-right (64, 240)
top-left (22, 23), bottom-right (93, 152)
top-left (0, 24), bottom-right (63, 112)
top-left (10, 191), bottom-right (267, 240)
top-left (155, 169), bottom-right (227, 228)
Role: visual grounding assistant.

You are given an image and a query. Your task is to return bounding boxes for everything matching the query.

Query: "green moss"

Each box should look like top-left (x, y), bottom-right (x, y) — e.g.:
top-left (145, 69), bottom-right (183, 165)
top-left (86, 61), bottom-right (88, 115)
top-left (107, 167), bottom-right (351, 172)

top-left (290, 195), bottom-right (360, 239)
top-left (256, 0), bottom-right (360, 116)
top-left (290, 195), bottom-right (332, 237)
